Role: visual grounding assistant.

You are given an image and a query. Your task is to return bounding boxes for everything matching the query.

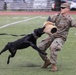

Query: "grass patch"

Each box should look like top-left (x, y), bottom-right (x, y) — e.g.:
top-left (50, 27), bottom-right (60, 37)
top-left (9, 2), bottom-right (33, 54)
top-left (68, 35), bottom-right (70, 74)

top-left (0, 15), bottom-right (76, 75)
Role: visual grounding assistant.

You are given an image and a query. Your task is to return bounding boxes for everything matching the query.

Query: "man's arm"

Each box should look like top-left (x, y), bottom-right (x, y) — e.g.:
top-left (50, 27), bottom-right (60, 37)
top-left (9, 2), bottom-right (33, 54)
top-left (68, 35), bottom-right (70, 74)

top-left (70, 17), bottom-right (76, 27)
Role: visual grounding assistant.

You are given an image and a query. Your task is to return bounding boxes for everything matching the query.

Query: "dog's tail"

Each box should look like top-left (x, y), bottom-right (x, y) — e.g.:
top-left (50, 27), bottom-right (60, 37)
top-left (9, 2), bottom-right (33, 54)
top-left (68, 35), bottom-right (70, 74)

top-left (0, 46), bottom-right (8, 55)
top-left (0, 42), bottom-right (10, 55)
top-left (0, 52), bottom-right (1, 55)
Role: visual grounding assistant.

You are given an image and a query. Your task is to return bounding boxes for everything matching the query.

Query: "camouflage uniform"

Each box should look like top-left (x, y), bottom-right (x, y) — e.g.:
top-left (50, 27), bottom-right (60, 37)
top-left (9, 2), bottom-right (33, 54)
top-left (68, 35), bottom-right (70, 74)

top-left (38, 13), bottom-right (76, 64)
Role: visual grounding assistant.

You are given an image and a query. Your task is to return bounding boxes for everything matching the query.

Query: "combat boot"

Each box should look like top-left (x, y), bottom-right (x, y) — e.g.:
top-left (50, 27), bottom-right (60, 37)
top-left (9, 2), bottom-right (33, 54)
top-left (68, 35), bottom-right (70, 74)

top-left (51, 64), bottom-right (57, 72)
top-left (42, 59), bottom-right (51, 68)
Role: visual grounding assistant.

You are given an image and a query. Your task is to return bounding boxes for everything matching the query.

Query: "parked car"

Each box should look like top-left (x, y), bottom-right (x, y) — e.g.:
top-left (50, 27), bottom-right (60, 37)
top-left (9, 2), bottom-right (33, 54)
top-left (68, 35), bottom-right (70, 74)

top-left (70, 0), bottom-right (76, 10)
top-left (67, 0), bottom-right (73, 4)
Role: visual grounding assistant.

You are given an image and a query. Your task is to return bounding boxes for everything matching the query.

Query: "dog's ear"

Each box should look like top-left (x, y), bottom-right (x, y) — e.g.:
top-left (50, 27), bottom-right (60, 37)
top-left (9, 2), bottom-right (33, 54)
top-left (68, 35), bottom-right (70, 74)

top-left (47, 16), bottom-right (53, 22)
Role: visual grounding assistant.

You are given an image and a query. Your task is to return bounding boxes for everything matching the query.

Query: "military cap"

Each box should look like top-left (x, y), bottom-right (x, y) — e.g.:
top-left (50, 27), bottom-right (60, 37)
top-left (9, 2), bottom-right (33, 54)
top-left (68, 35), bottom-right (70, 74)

top-left (61, 3), bottom-right (70, 8)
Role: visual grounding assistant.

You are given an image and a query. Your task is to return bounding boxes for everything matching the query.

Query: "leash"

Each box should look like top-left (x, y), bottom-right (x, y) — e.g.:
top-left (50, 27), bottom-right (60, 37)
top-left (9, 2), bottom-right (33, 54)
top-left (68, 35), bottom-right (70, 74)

top-left (0, 33), bottom-right (26, 37)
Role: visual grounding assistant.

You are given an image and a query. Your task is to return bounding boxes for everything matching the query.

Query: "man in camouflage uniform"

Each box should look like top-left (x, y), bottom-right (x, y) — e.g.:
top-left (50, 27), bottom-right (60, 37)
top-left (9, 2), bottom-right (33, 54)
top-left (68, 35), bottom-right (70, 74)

top-left (38, 3), bottom-right (76, 72)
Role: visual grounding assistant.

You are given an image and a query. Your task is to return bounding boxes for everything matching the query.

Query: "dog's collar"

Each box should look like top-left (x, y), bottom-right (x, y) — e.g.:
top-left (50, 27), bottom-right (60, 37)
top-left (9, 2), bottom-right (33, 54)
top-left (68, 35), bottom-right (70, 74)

top-left (33, 33), bottom-right (39, 39)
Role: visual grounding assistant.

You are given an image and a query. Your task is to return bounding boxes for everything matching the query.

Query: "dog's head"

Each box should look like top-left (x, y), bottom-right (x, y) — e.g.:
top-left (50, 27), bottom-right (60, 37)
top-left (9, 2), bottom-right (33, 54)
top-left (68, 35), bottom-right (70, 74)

top-left (33, 27), bottom-right (45, 38)
top-left (33, 16), bottom-right (57, 37)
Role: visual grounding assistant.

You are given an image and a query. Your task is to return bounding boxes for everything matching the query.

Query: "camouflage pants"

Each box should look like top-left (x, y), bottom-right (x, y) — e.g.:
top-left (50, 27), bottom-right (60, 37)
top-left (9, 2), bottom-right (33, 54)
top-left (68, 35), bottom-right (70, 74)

top-left (38, 36), bottom-right (65, 64)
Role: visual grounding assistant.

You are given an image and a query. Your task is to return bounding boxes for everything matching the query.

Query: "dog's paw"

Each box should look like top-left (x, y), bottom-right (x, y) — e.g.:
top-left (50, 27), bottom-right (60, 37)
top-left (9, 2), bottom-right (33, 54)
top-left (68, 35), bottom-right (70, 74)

top-left (7, 60), bottom-right (10, 64)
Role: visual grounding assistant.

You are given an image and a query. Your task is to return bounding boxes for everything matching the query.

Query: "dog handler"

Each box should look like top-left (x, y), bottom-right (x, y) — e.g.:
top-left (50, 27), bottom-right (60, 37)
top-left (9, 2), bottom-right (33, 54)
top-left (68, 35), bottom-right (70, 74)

top-left (38, 3), bottom-right (76, 72)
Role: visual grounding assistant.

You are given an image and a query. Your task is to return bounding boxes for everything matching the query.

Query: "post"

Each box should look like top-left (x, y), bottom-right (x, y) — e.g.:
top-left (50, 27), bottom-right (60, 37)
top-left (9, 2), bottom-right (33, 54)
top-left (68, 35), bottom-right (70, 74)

top-left (55, 0), bottom-right (61, 11)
